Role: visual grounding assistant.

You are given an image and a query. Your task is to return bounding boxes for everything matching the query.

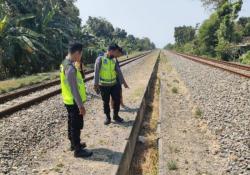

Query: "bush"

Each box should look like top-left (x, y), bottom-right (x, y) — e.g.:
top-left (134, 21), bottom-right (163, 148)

top-left (182, 42), bottom-right (196, 54)
top-left (240, 51), bottom-right (250, 65)
top-left (82, 49), bottom-right (99, 65)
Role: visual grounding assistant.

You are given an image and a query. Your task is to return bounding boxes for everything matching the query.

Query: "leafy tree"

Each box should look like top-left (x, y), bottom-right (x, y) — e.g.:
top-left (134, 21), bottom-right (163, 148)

top-left (124, 34), bottom-right (138, 53)
top-left (167, 0), bottom-right (246, 62)
top-left (0, 1), bottom-right (155, 79)
top-left (174, 26), bottom-right (196, 46)
top-left (0, 0), bottom-right (83, 77)
top-left (244, 23), bottom-right (250, 36)
top-left (113, 27), bottom-right (127, 40)
top-left (215, 0), bottom-right (243, 60)
top-left (237, 17), bottom-right (250, 36)
top-left (196, 0), bottom-right (243, 59)
top-left (238, 17), bottom-right (250, 27)
top-left (84, 16), bottom-right (114, 43)
top-left (196, 12), bottom-right (220, 56)
top-left (200, 0), bottom-right (227, 9)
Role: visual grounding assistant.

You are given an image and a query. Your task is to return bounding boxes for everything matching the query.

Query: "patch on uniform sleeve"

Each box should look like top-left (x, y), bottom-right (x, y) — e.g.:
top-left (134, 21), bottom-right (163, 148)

top-left (103, 58), bottom-right (108, 64)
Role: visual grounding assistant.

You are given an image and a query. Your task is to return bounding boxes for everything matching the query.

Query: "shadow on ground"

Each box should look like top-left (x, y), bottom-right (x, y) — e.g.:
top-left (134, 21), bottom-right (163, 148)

top-left (120, 106), bottom-right (139, 113)
top-left (83, 148), bottom-right (123, 165)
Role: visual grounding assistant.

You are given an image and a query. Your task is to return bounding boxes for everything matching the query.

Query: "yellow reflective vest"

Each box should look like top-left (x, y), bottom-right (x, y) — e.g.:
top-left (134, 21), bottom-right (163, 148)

top-left (99, 57), bottom-right (117, 85)
top-left (60, 60), bottom-right (86, 105)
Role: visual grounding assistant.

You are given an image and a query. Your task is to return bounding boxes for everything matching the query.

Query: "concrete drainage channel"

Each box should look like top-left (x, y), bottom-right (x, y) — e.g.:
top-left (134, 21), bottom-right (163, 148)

top-left (112, 52), bottom-right (160, 175)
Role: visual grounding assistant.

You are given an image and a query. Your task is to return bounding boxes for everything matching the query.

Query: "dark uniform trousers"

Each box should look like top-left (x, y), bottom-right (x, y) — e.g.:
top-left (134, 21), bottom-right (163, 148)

top-left (100, 83), bottom-right (121, 117)
top-left (65, 103), bottom-right (83, 147)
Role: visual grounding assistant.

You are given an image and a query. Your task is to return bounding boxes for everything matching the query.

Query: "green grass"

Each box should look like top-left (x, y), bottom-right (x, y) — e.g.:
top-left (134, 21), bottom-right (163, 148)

top-left (167, 160), bottom-right (178, 170)
top-left (172, 87), bottom-right (178, 94)
top-left (56, 163), bottom-right (64, 168)
top-left (0, 72), bottom-right (59, 95)
top-left (53, 167), bottom-right (62, 173)
top-left (195, 108), bottom-right (202, 118)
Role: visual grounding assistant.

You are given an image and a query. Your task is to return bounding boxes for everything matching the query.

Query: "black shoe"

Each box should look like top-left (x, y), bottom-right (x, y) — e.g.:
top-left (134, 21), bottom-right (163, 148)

top-left (70, 142), bottom-right (87, 151)
top-left (104, 117), bottom-right (111, 125)
top-left (74, 148), bottom-right (93, 158)
top-left (113, 116), bottom-right (124, 123)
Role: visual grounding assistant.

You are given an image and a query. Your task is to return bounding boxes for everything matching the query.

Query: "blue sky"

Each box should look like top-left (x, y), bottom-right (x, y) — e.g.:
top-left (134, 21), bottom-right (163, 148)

top-left (75, 0), bottom-right (250, 48)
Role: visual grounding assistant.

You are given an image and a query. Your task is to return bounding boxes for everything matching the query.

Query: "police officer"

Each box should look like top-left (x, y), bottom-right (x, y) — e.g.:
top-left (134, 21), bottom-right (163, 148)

top-left (111, 47), bottom-right (129, 108)
top-left (94, 44), bottom-right (127, 125)
top-left (60, 43), bottom-right (93, 158)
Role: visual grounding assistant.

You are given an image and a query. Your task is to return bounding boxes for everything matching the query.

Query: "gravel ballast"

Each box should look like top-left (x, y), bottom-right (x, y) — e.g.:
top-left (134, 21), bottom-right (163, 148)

top-left (165, 51), bottom-right (250, 174)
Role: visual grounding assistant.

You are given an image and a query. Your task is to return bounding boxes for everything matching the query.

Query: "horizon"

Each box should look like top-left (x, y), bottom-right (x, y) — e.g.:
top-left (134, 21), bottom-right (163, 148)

top-left (75, 0), bottom-right (250, 48)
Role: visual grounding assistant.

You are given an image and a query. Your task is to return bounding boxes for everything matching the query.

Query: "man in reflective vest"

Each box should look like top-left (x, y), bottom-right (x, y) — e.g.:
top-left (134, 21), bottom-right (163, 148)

top-left (60, 43), bottom-right (93, 158)
top-left (94, 44), bottom-right (128, 125)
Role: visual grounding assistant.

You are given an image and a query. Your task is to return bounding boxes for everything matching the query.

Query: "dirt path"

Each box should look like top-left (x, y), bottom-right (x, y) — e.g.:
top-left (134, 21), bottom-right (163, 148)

top-left (158, 52), bottom-right (228, 175)
top-left (24, 52), bottom-right (159, 175)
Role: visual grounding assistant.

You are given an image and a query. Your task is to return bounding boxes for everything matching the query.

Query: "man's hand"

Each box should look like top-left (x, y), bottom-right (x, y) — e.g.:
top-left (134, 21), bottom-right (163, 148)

top-left (94, 84), bottom-right (100, 94)
top-left (79, 106), bottom-right (86, 117)
top-left (124, 82), bottom-right (129, 89)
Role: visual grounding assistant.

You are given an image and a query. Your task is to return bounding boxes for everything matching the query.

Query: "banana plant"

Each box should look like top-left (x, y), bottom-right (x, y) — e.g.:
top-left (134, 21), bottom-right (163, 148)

top-left (0, 14), bottom-right (54, 77)
top-left (0, 14), bottom-right (52, 55)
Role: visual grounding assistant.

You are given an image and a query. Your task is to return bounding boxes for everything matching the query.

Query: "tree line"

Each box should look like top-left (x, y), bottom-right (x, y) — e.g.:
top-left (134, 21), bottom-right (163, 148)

top-left (0, 0), bottom-right (155, 80)
top-left (165, 0), bottom-right (250, 64)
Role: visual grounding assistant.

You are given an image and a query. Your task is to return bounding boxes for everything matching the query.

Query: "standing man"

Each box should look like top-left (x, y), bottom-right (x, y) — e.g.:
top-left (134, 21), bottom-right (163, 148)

top-left (94, 44), bottom-right (127, 125)
top-left (60, 43), bottom-right (93, 158)
top-left (111, 47), bottom-right (129, 108)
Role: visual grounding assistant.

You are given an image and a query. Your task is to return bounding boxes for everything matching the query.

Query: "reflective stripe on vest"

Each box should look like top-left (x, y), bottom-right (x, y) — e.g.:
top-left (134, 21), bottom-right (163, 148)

top-left (60, 62), bottom-right (87, 105)
top-left (99, 57), bottom-right (117, 85)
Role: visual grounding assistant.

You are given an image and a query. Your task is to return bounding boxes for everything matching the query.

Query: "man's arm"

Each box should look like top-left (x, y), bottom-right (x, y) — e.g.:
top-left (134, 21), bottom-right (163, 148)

top-left (94, 57), bottom-right (101, 85)
top-left (66, 66), bottom-right (84, 108)
top-left (115, 61), bottom-right (125, 85)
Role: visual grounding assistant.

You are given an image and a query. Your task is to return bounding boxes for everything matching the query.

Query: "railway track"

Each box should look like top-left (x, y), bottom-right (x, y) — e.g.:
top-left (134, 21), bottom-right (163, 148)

top-left (0, 51), bottom-right (151, 118)
top-left (171, 51), bottom-right (250, 79)
top-left (0, 52), bottom-right (150, 104)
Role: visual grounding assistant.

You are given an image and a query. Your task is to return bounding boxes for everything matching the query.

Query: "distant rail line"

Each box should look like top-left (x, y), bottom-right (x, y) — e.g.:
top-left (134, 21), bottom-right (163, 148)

top-left (0, 51), bottom-right (151, 118)
top-left (171, 52), bottom-right (250, 79)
